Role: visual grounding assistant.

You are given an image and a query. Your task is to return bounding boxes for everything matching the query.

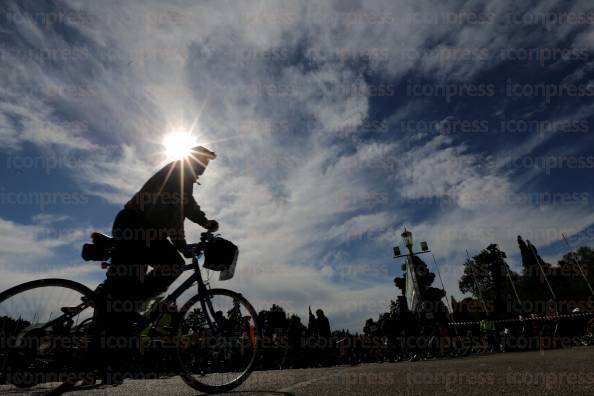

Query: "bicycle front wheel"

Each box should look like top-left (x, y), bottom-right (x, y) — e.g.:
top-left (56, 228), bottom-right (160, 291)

top-left (175, 288), bottom-right (260, 394)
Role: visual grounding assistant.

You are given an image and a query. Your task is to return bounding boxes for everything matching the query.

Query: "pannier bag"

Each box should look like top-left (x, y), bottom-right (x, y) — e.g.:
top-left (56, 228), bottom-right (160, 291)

top-left (203, 236), bottom-right (239, 281)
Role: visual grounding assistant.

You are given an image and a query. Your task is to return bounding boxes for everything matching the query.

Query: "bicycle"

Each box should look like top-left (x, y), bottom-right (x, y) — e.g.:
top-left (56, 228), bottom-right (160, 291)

top-left (0, 231), bottom-right (261, 395)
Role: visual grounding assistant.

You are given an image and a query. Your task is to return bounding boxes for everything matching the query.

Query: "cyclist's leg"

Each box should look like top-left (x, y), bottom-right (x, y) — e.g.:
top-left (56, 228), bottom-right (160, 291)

top-left (107, 207), bottom-right (153, 313)
top-left (91, 209), bottom-right (151, 382)
top-left (142, 239), bottom-right (185, 298)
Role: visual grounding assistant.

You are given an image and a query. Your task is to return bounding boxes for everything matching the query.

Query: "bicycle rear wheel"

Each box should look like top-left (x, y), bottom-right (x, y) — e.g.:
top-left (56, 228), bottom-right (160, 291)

top-left (175, 288), bottom-right (260, 394)
top-left (0, 279), bottom-right (95, 395)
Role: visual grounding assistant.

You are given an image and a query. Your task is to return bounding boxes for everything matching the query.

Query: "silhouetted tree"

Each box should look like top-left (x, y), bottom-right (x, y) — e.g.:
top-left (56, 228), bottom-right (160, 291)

top-left (182, 308), bottom-right (206, 333)
top-left (518, 236), bottom-right (553, 278)
top-left (459, 244), bottom-right (515, 318)
top-left (516, 236), bottom-right (555, 308)
top-left (307, 306), bottom-right (317, 337)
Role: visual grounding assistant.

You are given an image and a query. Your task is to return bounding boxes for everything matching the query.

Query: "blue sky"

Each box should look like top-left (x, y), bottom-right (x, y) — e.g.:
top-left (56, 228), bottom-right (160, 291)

top-left (1, 0), bottom-right (594, 330)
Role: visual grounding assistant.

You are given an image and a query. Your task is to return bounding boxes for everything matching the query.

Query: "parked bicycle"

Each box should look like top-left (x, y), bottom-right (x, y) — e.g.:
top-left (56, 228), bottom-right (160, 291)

top-left (0, 231), bottom-right (260, 395)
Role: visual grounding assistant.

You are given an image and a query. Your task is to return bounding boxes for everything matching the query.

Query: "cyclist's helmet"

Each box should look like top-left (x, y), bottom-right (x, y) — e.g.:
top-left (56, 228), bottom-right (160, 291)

top-left (186, 146), bottom-right (216, 178)
top-left (192, 146), bottom-right (217, 161)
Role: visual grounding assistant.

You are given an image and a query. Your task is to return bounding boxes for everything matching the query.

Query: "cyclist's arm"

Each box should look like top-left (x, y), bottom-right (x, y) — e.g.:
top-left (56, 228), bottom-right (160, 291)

top-left (185, 195), bottom-right (210, 228)
top-left (169, 226), bottom-right (189, 252)
top-left (171, 235), bottom-right (188, 251)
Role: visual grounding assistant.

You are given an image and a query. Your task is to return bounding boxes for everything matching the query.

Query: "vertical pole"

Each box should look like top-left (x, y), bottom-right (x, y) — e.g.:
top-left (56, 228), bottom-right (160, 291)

top-left (502, 254), bottom-right (522, 307)
top-left (431, 254), bottom-right (453, 313)
top-left (527, 242), bottom-right (556, 300)
top-left (500, 252), bottom-right (522, 307)
top-left (466, 250), bottom-right (488, 315)
top-left (561, 233), bottom-right (594, 298)
top-left (432, 253), bottom-right (458, 334)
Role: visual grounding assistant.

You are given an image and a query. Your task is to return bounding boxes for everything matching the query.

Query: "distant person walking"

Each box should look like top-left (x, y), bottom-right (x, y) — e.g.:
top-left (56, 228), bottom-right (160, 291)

top-left (316, 309), bottom-right (331, 338)
top-left (316, 309), bottom-right (333, 366)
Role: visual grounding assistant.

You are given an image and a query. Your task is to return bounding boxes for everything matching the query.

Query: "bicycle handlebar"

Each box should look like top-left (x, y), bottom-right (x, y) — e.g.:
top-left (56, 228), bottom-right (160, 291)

top-left (200, 231), bottom-right (215, 242)
top-left (186, 232), bottom-right (215, 256)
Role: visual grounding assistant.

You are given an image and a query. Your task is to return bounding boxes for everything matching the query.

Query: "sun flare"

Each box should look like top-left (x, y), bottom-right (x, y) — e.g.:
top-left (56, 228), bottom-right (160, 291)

top-left (162, 131), bottom-right (198, 161)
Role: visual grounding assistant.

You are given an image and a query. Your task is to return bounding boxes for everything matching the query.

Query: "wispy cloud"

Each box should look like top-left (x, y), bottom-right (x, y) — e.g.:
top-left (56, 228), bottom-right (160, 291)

top-left (1, 0), bottom-right (594, 330)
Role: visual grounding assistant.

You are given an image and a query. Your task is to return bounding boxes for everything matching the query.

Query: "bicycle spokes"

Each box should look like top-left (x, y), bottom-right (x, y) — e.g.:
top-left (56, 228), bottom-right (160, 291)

top-left (177, 290), bottom-right (259, 391)
top-left (0, 282), bottom-right (95, 392)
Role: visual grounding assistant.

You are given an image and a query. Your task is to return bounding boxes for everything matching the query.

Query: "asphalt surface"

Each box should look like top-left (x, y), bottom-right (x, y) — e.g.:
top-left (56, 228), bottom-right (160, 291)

top-left (3, 347), bottom-right (593, 396)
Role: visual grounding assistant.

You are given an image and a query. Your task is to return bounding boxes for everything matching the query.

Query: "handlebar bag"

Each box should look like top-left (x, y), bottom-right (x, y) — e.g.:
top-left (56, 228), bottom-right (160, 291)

top-left (203, 236), bottom-right (239, 273)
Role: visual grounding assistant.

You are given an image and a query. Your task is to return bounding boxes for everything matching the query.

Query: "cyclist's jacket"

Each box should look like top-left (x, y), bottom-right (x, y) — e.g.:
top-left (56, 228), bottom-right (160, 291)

top-left (125, 160), bottom-right (209, 249)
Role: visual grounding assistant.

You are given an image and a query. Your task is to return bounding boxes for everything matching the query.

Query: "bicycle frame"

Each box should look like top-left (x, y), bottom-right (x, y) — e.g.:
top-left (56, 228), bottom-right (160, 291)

top-left (35, 246), bottom-right (220, 336)
top-left (146, 248), bottom-right (223, 333)
top-left (168, 251), bottom-right (208, 302)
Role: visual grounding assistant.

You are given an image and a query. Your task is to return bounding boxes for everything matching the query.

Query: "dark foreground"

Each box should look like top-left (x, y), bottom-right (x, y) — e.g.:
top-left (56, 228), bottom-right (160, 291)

top-left (3, 347), bottom-right (593, 396)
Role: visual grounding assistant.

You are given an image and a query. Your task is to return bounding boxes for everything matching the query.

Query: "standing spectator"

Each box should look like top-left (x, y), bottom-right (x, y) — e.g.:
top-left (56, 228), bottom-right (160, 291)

top-left (316, 309), bottom-right (333, 366)
top-left (480, 318), bottom-right (498, 352)
top-left (281, 315), bottom-right (304, 369)
top-left (316, 309), bottom-right (331, 338)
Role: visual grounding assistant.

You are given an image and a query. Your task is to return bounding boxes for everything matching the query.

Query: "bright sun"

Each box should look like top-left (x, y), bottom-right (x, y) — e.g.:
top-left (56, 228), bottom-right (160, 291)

top-left (163, 131), bottom-right (198, 161)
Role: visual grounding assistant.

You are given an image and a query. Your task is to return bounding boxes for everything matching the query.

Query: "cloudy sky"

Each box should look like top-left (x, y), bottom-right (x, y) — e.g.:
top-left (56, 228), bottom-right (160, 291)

top-left (1, 0), bottom-right (594, 330)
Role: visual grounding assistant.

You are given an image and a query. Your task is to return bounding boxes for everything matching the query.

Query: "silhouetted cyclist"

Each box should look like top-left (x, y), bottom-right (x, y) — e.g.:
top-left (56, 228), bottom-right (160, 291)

top-left (94, 146), bottom-right (219, 381)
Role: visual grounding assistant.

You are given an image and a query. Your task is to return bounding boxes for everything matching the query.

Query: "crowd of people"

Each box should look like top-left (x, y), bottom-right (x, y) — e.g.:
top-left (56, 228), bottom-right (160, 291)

top-left (254, 300), bottom-right (594, 370)
top-left (256, 305), bottom-right (335, 369)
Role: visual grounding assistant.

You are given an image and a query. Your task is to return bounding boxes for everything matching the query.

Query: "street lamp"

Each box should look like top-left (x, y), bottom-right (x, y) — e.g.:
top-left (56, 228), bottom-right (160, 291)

top-left (391, 227), bottom-right (432, 315)
top-left (393, 227), bottom-right (430, 258)
top-left (402, 228), bottom-right (413, 255)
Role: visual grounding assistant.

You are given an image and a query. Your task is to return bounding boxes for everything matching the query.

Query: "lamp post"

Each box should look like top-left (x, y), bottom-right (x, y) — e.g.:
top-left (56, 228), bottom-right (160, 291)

top-left (392, 227), bottom-right (431, 314)
top-left (393, 227), bottom-right (430, 259)
top-left (402, 228), bottom-right (413, 256)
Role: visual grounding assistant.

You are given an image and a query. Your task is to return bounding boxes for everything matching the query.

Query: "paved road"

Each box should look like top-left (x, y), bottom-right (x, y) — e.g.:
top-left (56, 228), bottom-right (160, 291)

top-left (3, 347), bottom-right (594, 395)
